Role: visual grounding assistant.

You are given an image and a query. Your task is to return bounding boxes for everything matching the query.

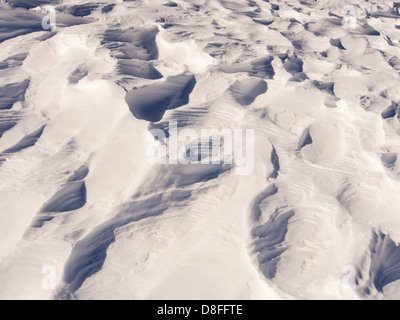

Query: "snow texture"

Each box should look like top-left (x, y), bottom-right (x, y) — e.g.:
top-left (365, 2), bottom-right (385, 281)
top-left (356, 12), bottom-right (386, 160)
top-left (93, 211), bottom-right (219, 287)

top-left (1, 0), bottom-right (400, 300)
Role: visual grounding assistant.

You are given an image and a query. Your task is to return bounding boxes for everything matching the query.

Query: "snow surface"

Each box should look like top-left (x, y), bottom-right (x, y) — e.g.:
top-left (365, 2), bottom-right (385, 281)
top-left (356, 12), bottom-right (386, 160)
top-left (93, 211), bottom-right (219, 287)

top-left (1, 0), bottom-right (400, 300)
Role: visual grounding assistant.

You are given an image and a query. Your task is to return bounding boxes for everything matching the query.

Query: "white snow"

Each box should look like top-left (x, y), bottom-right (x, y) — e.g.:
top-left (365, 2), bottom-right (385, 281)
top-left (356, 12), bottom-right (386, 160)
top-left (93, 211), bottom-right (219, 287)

top-left (1, 0), bottom-right (400, 300)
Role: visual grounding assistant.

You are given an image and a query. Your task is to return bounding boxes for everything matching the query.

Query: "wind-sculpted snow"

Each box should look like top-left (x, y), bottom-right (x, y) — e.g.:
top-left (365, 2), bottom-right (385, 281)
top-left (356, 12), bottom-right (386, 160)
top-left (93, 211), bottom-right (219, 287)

top-left (102, 27), bottom-right (159, 61)
top-left (0, 121), bottom-right (17, 140)
top-left (58, 190), bottom-right (193, 298)
top-left (369, 231), bottom-right (400, 293)
top-left (230, 78), bottom-right (268, 106)
top-left (0, 80), bottom-right (30, 110)
top-left (67, 4), bottom-right (99, 17)
top-left (252, 209), bottom-right (295, 279)
top-left (58, 158), bottom-right (230, 298)
top-left (0, 4), bottom-right (91, 42)
top-left (1, 124), bottom-right (45, 153)
top-left (125, 74), bottom-right (197, 122)
top-left (0, 53), bottom-right (28, 70)
top-left (67, 65), bottom-right (88, 84)
top-left (117, 60), bottom-right (163, 80)
top-left (6, 0), bottom-right (60, 9)
top-left (220, 56), bottom-right (275, 79)
top-left (40, 181), bottom-right (87, 213)
top-left (2, 0), bottom-right (400, 300)
top-left (67, 165), bottom-right (89, 182)
top-left (269, 146), bottom-right (280, 179)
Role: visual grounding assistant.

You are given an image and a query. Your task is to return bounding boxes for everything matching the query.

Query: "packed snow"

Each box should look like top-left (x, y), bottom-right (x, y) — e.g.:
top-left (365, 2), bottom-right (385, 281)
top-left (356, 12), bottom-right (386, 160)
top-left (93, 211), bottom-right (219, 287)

top-left (1, 0), bottom-right (400, 300)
